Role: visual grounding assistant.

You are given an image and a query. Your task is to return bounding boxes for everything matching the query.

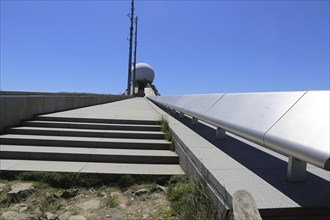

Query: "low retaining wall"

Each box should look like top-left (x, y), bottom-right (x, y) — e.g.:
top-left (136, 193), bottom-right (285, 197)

top-left (0, 91), bottom-right (132, 132)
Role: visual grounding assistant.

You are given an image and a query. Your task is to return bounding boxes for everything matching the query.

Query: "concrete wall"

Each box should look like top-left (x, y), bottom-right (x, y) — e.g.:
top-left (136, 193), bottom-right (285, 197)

top-left (0, 92), bottom-right (132, 132)
top-left (0, 91), bottom-right (115, 96)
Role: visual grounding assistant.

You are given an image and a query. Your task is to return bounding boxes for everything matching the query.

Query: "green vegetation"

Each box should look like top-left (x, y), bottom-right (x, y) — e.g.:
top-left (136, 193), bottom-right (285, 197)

top-left (32, 181), bottom-right (64, 213)
top-left (0, 180), bottom-right (64, 212)
top-left (0, 173), bottom-right (175, 219)
top-left (159, 114), bottom-right (175, 151)
top-left (0, 180), bottom-right (11, 207)
top-left (106, 196), bottom-right (118, 208)
top-left (1, 173), bottom-right (220, 219)
top-left (168, 176), bottom-right (217, 220)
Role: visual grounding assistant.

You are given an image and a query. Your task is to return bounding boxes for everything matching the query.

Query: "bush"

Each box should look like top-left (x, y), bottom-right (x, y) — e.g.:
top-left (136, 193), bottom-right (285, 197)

top-left (106, 196), bottom-right (118, 208)
top-left (159, 114), bottom-right (175, 151)
top-left (168, 176), bottom-right (217, 220)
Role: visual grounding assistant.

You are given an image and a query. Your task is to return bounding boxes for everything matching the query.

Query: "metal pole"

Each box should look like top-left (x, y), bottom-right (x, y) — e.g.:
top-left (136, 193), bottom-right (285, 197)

top-left (132, 16), bottom-right (138, 96)
top-left (126, 0), bottom-right (134, 95)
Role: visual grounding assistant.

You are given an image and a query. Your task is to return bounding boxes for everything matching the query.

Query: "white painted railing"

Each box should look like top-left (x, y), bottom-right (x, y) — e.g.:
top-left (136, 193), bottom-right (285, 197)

top-left (148, 91), bottom-right (330, 182)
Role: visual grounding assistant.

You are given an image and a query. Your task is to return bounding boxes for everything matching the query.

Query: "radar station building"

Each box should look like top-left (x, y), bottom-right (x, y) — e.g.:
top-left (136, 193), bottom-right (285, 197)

top-left (129, 63), bottom-right (160, 97)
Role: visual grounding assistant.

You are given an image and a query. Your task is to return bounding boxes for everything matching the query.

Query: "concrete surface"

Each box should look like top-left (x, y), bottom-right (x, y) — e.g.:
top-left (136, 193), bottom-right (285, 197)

top-left (0, 160), bottom-right (184, 175)
top-left (0, 134), bottom-right (171, 150)
top-left (23, 120), bottom-right (161, 131)
top-left (0, 145), bottom-right (177, 156)
top-left (41, 97), bottom-right (160, 122)
top-left (0, 145), bottom-right (179, 164)
top-left (0, 97), bottom-right (184, 176)
top-left (8, 127), bottom-right (165, 139)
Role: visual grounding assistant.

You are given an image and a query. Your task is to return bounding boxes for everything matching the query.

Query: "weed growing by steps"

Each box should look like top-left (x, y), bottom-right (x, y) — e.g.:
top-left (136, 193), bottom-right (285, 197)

top-left (159, 114), bottom-right (175, 151)
top-left (168, 175), bottom-right (217, 220)
top-left (106, 196), bottom-right (118, 208)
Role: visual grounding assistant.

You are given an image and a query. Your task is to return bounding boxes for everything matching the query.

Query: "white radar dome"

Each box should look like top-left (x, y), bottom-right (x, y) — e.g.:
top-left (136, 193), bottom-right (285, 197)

top-left (132, 63), bottom-right (155, 83)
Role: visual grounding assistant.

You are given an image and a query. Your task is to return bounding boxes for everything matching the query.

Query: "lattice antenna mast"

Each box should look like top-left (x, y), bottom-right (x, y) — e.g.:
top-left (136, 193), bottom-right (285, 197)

top-left (132, 16), bottom-right (138, 95)
top-left (126, 0), bottom-right (135, 95)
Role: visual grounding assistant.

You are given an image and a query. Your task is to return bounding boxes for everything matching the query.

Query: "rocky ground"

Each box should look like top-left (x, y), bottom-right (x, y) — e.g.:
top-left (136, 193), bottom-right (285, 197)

top-left (0, 176), bottom-right (178, 220)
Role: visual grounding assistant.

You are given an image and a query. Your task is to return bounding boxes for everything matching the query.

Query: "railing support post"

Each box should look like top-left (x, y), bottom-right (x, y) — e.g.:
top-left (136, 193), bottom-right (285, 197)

top-left (192, 117), bottom-right (198, 125)
top-left (287, 156), bottom-right (307, 182)
top-left (179, 112), bottom-right (184, 118)
top-left (216, 127), bottom-right (226, 139)
top-left (171, 109), bottom-right (176, 115)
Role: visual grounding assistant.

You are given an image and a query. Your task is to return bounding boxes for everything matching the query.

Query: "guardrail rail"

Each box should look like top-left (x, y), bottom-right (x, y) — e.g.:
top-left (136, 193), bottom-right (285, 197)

top-left (148, 91), bottom-right (330, 182)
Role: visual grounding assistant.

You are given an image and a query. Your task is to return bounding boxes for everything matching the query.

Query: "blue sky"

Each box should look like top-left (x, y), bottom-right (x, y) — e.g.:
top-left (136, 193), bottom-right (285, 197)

top-left (1, 0), bottom-right (329, 95)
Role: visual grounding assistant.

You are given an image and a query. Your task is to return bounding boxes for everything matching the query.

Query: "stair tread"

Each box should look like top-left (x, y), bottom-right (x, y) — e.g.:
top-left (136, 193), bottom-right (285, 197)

top-left (0, 134), bottom-right (170, 144)
top-left (35, 116), bottom-right (159, 125)
top-left (25, 120), bottom-right (161, 128)
top-left (0, 159), bottom-right (185, 175)
top-left (10, 127), bottom-right (164, 135)
top-left (0, 145), bottom-right (177, 157)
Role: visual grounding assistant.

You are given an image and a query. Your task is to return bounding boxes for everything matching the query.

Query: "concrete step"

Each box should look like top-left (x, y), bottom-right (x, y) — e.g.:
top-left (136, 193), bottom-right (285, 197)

top-left (35, 116), bottom-right (159, 125)
top-left (0, 99), bottom-right (184, 177)
top-left (8, 127), bottom-right (165, 139)
top-left (0, 159), bottom-right (185, 175)
top-left (23, 121), bottom-right (161, 131)
top-left (0, 145), bottom-right (179, 164)
top-left (0, 134), bottom-right (171, 150)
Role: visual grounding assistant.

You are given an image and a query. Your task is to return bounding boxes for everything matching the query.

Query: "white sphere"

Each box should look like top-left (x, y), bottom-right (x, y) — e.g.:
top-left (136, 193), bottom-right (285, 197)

top-left (132, 63), bottom-right (155, 83)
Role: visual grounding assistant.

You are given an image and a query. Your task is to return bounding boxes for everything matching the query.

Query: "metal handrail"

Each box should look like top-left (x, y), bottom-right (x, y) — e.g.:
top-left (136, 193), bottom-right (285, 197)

top-left (148, 91), bottom-right (330, 182)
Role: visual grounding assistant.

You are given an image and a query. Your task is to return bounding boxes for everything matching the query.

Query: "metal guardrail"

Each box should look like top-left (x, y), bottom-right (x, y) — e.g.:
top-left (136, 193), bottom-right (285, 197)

top-left (148, 91), bottom-right (330, 182)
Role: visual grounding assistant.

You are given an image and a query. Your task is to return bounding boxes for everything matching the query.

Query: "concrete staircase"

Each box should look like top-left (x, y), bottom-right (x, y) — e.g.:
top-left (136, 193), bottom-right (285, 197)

top-left (0, 116), bottom-right (184, 176)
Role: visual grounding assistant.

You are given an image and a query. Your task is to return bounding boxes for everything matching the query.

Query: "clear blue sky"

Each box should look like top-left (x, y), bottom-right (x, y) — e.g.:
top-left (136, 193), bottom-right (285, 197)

top-left (1, 0), bottom-right (329, 95)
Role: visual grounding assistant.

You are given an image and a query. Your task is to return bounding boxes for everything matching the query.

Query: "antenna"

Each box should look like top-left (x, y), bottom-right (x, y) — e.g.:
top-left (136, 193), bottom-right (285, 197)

top-left (132, 16), bottom-right (138, 95)
top-left (126, 0), bottom-right (134, 95)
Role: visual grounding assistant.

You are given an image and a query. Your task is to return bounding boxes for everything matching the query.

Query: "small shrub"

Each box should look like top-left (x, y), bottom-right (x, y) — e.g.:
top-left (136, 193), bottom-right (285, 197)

top-left (0, 193), bottom-right (10, 208)
top-left (159, 114), bottom-right (175, 151)
top-left (165, 129), bottom-right (173, 142)
top-left (168, 176), bottom-right (217, 220)
top-left (106, 196), bottom-right (118, 208)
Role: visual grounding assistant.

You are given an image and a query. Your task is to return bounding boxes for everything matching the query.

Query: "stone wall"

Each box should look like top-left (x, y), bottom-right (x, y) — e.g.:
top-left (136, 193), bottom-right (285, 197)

top-left (0, 91), bottom-right (132, 132)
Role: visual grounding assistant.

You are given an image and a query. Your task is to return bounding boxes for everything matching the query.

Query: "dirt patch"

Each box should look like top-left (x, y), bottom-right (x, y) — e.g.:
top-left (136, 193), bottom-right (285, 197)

top-left (0, 177), bottom-right (178, 220)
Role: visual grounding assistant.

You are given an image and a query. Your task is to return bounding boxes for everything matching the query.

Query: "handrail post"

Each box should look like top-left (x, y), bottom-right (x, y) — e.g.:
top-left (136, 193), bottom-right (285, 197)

top-left (171, 109), bottom-right (176, 115)
top-left (192, 117), bottom-right (198, 125)
top-left (287, 156), bottom-right (307, 182)
top-left (216, 127), bottom-right (226, 139)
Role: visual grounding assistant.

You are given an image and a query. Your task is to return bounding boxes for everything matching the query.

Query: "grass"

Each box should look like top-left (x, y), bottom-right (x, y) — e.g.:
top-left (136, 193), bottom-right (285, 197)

top-left (167, 175), bottom-right (217, 220)
top-left (0, 180), bottom-right (36, 206)
top-left (159, 114), bottom-right (175, 151)
top-left (0, 179), bottom-right (64, 213)
top-left (31, 181), bottom-right (64, 213)
top-left (0, 180), bottom-right (11, 207)
top-left (106, 196), bottom-right (118, 208)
